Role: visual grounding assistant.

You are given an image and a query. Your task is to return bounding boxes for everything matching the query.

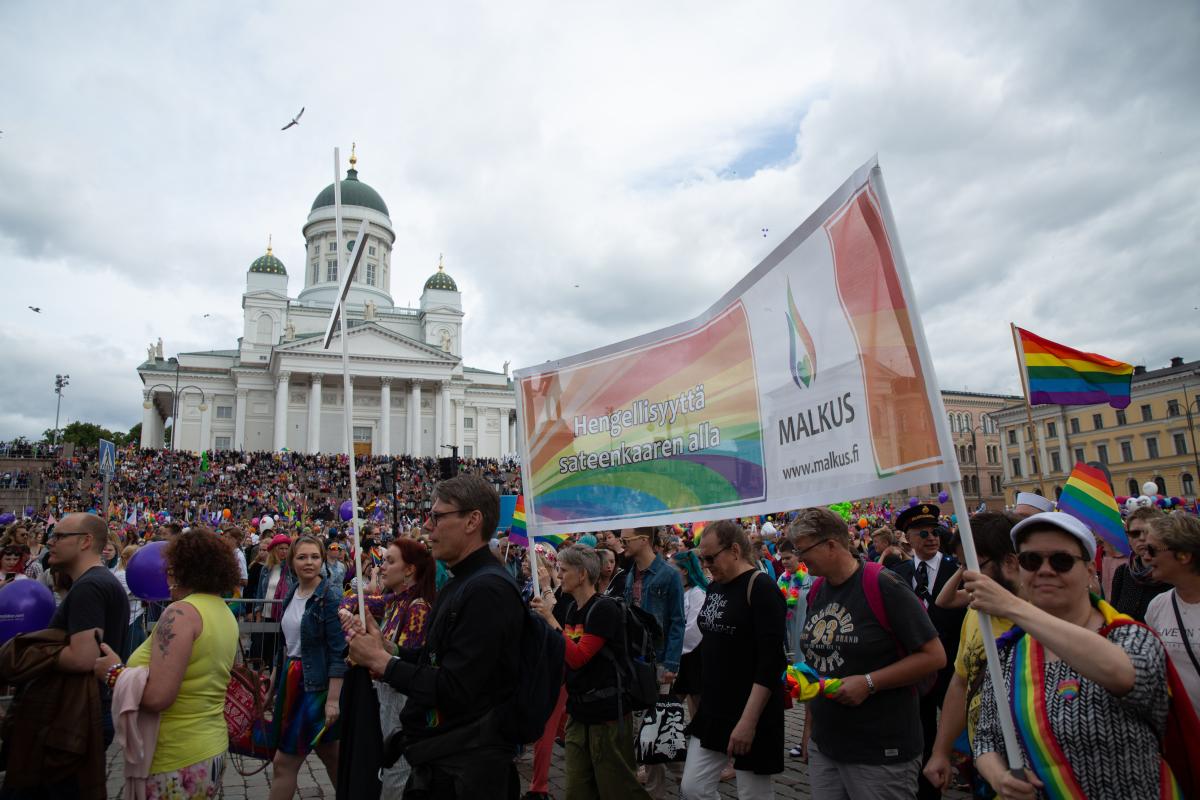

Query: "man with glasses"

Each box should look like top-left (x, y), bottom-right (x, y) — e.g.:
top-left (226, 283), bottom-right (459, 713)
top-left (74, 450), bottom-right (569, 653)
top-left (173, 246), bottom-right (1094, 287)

top-left (347, 474), bottom-right (524, 799)
top-left (792, 507), bottom-right (944, 800)
top-left (890, 503), bottom-right (965, 800)
top-left (618, 527), bottom-right (684, 798)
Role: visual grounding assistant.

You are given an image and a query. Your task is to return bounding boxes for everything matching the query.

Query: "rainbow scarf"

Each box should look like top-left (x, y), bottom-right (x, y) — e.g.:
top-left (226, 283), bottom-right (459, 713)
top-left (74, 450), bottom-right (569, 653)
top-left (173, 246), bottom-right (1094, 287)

top-left (1008, 596), bottom-right (1182, 799)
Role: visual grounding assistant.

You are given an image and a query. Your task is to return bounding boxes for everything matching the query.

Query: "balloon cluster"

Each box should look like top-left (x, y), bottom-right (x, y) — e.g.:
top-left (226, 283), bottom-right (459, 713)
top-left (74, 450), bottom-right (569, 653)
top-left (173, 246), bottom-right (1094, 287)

top-left (828, 502), bottom-right (853, 522)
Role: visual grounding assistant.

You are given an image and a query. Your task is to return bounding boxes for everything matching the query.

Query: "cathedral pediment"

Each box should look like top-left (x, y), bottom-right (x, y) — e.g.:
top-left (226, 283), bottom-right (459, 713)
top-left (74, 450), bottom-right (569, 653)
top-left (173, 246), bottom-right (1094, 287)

top-left (274, 322), bottom-right (458, 362)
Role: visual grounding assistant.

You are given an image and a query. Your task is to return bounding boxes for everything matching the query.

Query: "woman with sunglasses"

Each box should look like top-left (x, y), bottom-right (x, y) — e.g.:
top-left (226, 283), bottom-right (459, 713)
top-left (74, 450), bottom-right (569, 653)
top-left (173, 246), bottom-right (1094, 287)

top-left (1144, 511), bottom-right (1200, 719)
top-left (1109, 506), bottom-right (1168, 620)
top-left (966, 511), bottom-right (1172, 800)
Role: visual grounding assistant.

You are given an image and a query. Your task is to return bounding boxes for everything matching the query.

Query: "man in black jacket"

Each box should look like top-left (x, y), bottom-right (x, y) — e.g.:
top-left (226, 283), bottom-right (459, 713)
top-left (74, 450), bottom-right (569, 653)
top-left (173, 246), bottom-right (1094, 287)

top-left (889, 503), bottom-right (965, 800)
top-left (349, 474), bottom-right (524, 799)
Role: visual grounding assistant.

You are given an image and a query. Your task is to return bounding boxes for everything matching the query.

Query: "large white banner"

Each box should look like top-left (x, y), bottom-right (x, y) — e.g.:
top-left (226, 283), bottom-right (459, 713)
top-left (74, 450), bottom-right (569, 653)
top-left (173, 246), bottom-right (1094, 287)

top-left (515, 158), bottom-right (958, 534)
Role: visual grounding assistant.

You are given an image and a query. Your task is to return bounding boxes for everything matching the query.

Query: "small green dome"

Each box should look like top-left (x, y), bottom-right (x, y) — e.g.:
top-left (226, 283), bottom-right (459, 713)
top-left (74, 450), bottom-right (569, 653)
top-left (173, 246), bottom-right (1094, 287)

top-left (424, 257), bottom-right (458, 291)
top-left (249, 241), bottom-right (287, 275)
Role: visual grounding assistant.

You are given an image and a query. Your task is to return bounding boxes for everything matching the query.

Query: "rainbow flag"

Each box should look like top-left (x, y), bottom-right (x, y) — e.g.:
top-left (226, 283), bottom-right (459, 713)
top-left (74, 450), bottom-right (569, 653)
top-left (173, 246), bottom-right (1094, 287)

top-left (1057, 462), bottom-right (1130, 556)
top-left (691, 521), bottom-right (708, 547)
top-left (1015, 326), bottom-right (1133, 409)
top-left (507, 496), bottom-right (567, 549)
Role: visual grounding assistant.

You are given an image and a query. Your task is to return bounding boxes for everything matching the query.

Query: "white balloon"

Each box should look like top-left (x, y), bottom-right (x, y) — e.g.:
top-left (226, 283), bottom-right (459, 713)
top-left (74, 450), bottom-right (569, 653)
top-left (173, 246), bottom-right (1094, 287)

top-left (259, 516), bottom-right (275, 531)
top-left (1143, 481), bottom-right (1159, 497)
top-left (1124, 497), bottom-right (1139, 511)
top-left (1137, 495), bottom-right (1153, 508)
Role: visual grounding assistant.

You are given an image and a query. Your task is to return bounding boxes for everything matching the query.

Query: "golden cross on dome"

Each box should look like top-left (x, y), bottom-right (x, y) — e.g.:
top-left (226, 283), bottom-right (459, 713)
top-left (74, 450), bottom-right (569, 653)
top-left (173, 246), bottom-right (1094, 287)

top-left (266, 234), bottom-right (273, 256)
top-left (349, 142), bottom-right (357, 168)
top-left (438, 253), bottom-right (444, 272)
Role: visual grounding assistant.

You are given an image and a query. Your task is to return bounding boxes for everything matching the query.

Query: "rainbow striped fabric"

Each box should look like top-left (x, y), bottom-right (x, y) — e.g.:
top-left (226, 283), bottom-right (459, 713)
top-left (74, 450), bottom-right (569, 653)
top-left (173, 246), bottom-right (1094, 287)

top-left (1016, 326), bottom-right (1133, 409)
top-left (507, 495), bottom-right (567, 549)
top-left (1057, 462), bottom-right (1130, 556)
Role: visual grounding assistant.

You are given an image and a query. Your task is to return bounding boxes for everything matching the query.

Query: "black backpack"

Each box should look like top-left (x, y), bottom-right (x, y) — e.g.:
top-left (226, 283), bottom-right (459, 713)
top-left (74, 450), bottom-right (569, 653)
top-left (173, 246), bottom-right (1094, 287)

top-left (583, 596), bottom-right (662, 719)
top-left (449, 565), bottom-right (566, 745)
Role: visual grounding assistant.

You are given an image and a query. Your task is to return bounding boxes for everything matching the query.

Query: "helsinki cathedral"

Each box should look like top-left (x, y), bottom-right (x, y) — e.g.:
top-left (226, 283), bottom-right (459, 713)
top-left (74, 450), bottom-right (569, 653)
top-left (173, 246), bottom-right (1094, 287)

top-left (137, 147), bottom-right (517, 458)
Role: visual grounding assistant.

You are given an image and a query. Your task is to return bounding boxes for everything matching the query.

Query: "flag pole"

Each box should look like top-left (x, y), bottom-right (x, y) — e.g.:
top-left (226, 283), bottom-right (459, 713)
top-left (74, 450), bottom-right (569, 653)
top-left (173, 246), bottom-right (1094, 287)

top-left (1010, 323), bottom-right (1045, 493)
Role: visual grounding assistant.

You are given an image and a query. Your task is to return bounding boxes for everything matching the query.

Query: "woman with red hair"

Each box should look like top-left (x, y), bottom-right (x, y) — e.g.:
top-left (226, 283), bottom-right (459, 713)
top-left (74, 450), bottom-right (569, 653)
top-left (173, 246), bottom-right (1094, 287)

top-left (338, 537), bottom-right (436, 798)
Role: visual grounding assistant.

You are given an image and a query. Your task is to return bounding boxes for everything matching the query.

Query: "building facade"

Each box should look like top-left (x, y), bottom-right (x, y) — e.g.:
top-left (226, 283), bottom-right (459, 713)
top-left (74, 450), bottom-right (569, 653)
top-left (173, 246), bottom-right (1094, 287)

top-left (137, 149), bottom-right (517, 458)
top-left (994, 356), bottom-right (1200, 504)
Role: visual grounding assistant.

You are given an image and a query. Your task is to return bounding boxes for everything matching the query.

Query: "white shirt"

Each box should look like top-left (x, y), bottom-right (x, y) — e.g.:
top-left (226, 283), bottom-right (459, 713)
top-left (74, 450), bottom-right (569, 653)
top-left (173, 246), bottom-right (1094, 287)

top-left (1146, 589), bottom-right (1200, 720)
top-left (912, 553), bottom-right (943, 596)
top-left (682, 585), bottom-right (706, 654)
top-left (234, 548), bottom-right (248, 582)
top-left (281, 590), bottom-right (311, 659)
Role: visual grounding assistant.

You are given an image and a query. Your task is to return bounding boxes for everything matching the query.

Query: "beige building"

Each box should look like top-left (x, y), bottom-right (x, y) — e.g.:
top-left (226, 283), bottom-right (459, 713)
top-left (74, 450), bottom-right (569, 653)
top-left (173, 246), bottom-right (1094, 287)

top-left (994, 356), bottom-right (1200, 504)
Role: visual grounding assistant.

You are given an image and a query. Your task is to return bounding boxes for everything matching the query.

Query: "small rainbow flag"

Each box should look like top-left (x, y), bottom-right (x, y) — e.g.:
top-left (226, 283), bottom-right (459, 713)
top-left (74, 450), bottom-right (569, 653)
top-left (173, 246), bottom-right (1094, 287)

top-left (1015, 326), bottom-right (1133, 409)
top-left (691, 521), bottom-right (708, 547)
top-left (1057, 462), bottom-right (1130, 556)
top-left (508, 495), bottom-right (529, 546)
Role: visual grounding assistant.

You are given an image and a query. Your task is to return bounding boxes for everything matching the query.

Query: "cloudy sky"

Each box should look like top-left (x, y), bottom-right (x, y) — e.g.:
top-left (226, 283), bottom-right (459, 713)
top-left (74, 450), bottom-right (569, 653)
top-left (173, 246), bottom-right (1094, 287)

top-left (1, 1), bottom-right (1197, 440)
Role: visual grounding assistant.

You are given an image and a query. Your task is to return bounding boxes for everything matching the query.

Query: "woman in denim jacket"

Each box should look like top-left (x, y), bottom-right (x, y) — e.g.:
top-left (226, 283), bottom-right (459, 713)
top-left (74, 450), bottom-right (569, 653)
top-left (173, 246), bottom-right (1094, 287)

top-left (267, 535), bottom-right (347, 800)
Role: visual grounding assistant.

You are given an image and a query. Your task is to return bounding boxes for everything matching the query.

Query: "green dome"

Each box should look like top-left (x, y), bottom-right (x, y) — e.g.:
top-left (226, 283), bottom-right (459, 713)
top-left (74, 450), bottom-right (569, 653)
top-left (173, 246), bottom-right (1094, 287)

top-left (424, 261), bottom-right (458, 291)
top-left (249, 246), bottom-right (287, 275)
top-left (311, 167), bottom-right (390, 216)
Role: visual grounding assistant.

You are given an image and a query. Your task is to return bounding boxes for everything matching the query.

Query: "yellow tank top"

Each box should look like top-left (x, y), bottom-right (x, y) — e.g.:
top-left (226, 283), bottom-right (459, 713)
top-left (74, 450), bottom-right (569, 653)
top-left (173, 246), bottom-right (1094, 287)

top-left (128, 593), bottom-right (239, 773)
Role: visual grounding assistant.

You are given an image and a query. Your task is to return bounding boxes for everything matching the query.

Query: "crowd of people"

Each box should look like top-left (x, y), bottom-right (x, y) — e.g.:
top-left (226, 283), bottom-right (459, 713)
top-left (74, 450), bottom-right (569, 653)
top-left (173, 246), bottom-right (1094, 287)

top-left (0, 452), bottom-right (1199, 799)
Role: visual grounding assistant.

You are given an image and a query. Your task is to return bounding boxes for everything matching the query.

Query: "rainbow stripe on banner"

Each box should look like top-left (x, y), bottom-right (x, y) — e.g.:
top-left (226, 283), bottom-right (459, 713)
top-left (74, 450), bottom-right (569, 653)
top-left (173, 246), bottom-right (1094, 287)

top-left (1056, 462), bottom-right (1130, 556)
top-left (1015, 326), bottom-right (1133, 409)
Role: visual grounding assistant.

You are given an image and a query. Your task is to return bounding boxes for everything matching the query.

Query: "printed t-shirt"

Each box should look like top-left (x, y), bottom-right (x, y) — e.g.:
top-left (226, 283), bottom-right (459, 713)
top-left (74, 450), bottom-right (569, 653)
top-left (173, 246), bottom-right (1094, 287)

top-left (800, 563), bottom-right (938, 765)
top-left (563, 594), bottom-right (625, 723)
top-left (1146, 589), bottom-right (1200, 720)
top-left (953, 608), bottom-right (1013, 746)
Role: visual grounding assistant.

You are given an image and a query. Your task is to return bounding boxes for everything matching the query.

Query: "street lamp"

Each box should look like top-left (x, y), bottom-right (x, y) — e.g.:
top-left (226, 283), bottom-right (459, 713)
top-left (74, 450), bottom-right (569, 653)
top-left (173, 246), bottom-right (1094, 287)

top-left (1183, 379), bottom-right (1200, 497)
top-left (53, 374), bottom-right (70, 444)
top-left (968, 413), bottom-right (995, 510)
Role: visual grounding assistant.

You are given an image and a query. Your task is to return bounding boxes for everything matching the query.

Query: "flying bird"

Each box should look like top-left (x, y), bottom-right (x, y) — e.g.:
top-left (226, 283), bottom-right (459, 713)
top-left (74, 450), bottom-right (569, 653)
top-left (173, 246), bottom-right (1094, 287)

top-left (281, 107), bottom-right (305, 131)
top-left (27, 306), bottom-right (40, 313)
top-left (202, 313), bottom-right (211, 318)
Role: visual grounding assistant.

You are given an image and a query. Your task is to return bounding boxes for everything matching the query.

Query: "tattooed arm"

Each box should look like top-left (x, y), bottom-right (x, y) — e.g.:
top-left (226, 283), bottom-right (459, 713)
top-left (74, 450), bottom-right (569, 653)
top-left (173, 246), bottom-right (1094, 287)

top-left (141, 601), bottom-right (201, 712)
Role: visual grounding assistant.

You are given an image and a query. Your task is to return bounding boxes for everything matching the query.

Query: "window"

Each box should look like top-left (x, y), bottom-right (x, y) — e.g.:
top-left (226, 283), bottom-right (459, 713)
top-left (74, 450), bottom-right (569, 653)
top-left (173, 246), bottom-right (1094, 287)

top-left (1011, 458), bottom-right (1022, 477)
top-left (326, 260), bottom-right (337, 282)
top-left (216, 405), bottom-right (233, 420)
top-left (1168, 400), bottom-right (1182, 417)
top-left (958, 446), bottom-right (967, 463)
top-left (328, 241), bottom-right (336, 252)
top-left (1156, 476), bottom-right (1167, 495)
top-left (1074, 447), bottom-right (1085, 464)
top-left (464, 417), bottom-right (474, 429)
top-left (1092, 413), bottom-right (1104, 430)
top-left (1184, 474), bottom-right (1195, 496)
top-left (1030, 456), bottom-right (1038, 474)
top-left (1141, 404), bottom-right (1153, 422)
top-left (967, 444), bottom-right (975, 463)
top-left (1096, 444), bottom-right (1109, 464)
top-left (1046, 421), bottom-right (1057, 438)
top-left (368, 245), bottom-right (376, 256)
top-left (311, 261), bottom-right (318, 284)
top-left (1128, 479), bottom-right (1140, 496)
top-left (1070, 418), bottom-right (1081, 434)
top-left (1175, 433), bottom-right (1188, 455)
top-left (1116, 410), bottom-right (1126, 426)
top-left (1008, 430), bottom-right (1017, 445)
top-left (931, 482), bottom-right (943, 494)
top-left (215, 436), bottom-right (231, 451)
top-left (366, 263), bottom-right (376, 286)
top-left (1121, 441), bottom-right (1133, 462)
top-left (464, 445), bottom-right (474, 458)
top-left (949, 413), bottom-right (957, 433)
top-left (1050, 451), bottom-right (1062, 473)
top-left (1147, 437), bottom-right (1159, 459)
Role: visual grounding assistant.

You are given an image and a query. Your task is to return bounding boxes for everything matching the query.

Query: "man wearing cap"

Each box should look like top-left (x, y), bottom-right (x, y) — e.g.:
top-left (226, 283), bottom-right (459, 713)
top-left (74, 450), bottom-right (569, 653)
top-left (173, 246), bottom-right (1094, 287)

top-left (1014, 492), bottom-right (1054, 518)
top-left (890, 503), bottom-right (965, 800)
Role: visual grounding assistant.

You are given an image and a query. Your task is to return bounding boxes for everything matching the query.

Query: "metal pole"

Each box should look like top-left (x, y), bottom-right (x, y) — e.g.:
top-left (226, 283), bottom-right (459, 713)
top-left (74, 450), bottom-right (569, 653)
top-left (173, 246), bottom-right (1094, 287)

top-left (171, 361), bottom-right (180, 451)
top-left (1184, 382), bottom-right (1200, 496)
top-left (392, 460), bottom-right (399, 537)
top-left (971, 427), bottom-right (982, 507)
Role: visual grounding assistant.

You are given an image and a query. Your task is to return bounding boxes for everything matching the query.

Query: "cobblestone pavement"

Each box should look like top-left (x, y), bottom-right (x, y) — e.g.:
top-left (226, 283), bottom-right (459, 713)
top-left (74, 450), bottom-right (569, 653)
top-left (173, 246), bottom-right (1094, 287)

top-left (104, 705), bottom-right (970, 799)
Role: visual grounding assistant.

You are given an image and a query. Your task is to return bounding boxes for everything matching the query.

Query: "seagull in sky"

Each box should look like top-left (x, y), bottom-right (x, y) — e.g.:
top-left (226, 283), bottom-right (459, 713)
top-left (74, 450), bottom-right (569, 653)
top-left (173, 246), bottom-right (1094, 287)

top-left (27, 306), bottom-right (40, 313)
top-left (281, 107), bottom-right (305, 131)
top-left (202, 313), bottom-right (211, 318)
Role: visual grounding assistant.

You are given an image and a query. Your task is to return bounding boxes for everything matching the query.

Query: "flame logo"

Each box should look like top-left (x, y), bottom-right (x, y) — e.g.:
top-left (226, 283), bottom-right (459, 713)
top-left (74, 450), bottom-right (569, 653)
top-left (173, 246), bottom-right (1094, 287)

top-left (786, 279), bottom-right (816, 389)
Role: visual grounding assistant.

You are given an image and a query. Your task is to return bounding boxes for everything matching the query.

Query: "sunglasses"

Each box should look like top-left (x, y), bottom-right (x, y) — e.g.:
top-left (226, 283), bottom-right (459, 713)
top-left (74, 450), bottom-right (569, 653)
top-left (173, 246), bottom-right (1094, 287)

top-left (911, 529), bottom-right (941, 539)
top-left (1145, 544), bottom-right (1173, 559)
top-left (700, 545), bottom-right (730, 565)
top-left (1017, 550), bottom-right (1089, 573)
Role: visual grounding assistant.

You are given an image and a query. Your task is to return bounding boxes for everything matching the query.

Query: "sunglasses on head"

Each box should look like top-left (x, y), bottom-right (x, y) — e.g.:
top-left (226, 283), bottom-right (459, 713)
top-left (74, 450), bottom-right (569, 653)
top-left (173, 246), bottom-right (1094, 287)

top-left (1017, 550), bottom-right (1088, 573)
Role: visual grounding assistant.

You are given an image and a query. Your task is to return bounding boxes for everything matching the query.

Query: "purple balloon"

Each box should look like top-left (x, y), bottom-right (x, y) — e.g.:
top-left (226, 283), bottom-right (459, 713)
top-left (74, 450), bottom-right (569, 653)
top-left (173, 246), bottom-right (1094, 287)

top-left (23, 507), bottom-right (33, 517)
top-left (938, 490), bottom-right (949, 503)
top-left (339, 500), bottom-right (355, 522)
top-left (0, 580), bottom-right (56, 645)
top-left (908, 497), bottom-right (920, 508)
top-left (126, 541), bottom-right (171, 601)
top-left (0, 513), bottom-right (14, 526)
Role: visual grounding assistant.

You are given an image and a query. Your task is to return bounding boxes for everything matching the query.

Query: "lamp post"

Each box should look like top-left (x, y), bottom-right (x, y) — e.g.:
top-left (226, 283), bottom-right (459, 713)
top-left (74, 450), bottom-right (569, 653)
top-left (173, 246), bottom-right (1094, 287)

top-left (968, 413), bottom-right (994, 510)
top-left (1183, 379), bottom-right (1200, 498)
top-left (53, 374), bottom-right (70, 444)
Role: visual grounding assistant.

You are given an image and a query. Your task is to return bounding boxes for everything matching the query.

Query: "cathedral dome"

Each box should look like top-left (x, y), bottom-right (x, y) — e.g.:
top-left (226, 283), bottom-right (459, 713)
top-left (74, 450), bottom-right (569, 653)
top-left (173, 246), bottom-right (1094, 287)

top-left (423, 256), bottom-right (458, 291)
top-left (310, 147), bottom-right (389, 216)
top-left (249, 239), bottom-right (286, 275)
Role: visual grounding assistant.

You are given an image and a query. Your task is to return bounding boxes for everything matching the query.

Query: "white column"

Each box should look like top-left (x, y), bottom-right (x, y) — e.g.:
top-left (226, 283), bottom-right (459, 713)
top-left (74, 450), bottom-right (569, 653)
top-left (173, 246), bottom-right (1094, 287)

top-left (434, 382), bottom-right (445, 453)
top-left (141, 392), bottom-right (158, 449)
top-left (1057, 408), bottom-right (1072, 471)
top-left (455, 400), bottom-right (466, 451)
top-left (379, 378), bottom-right (392, 457)
top-left (307, 374), bottom-right (323, 453)
top-left (1016, 423), bottom-right (1030, 479)
top-left (273, 372), bottom-right (290, 451)
top-left (441, 383), bottom-right (451, 452)
top-left (409, 381), bottom-right (422, 456)
top-left (234, 388), bottom-right (248, 450)
top-left (1035, 419), bottom-right (1051, 476)
top-left (198, 400), bottom-right (212, 453)
top-left (999, 421), bottom-right (1012, 482)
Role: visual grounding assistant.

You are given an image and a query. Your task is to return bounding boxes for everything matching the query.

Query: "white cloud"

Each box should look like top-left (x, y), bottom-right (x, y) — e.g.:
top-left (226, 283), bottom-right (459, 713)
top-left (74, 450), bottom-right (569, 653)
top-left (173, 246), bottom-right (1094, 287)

top-left (1, 0), bottom-right (1197, 438)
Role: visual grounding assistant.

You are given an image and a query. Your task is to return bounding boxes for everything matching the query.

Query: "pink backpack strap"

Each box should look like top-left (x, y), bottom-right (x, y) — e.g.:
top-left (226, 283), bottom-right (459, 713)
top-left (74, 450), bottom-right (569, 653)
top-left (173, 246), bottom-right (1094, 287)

top-left (807, 576), bottom-right (825, 607)
top-left (861, 562), bottom-right (893, 636)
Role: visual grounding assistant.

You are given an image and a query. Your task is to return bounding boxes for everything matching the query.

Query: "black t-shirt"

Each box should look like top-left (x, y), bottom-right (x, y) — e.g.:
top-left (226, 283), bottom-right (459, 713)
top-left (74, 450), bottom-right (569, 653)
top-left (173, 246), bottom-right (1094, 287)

top-left (563, 594), bottom-right (625, 724)
top-left (49, 565), bottom-right (131, 658)
top-left (801, 564), bottom-right (938, 764)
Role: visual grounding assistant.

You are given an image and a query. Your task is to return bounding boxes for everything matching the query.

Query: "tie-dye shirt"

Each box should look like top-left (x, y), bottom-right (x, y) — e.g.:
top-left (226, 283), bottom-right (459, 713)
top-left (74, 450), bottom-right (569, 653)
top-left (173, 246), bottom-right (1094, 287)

top-left (341, 584), bottom-right (431, 649)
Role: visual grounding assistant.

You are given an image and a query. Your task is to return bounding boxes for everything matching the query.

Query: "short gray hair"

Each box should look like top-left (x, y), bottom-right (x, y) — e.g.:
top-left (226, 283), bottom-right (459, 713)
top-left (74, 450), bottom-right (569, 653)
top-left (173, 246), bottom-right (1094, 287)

top-left (558, 544), bottom-right (601, 585)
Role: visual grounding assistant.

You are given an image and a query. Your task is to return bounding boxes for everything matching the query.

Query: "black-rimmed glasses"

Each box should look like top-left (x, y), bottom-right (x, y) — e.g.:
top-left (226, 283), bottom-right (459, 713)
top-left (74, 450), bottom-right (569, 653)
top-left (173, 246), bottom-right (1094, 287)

top-left (1016, 551), bottom-right (1088, 573)
top-left (700, 545), bottom-right (730, 565)
top-left (425, 509), bottom-right (473, 527)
